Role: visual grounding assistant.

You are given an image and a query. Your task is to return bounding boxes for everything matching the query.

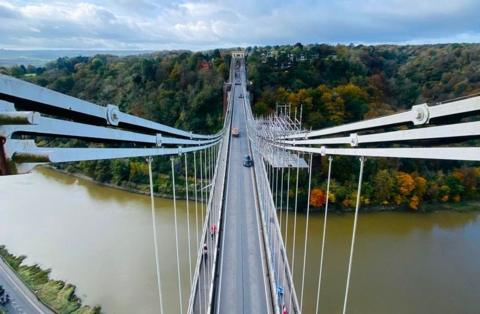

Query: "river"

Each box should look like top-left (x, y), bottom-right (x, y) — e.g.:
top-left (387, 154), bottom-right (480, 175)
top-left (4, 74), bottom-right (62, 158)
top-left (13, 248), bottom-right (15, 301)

top-left (1, 168), bottom-right (479, 313)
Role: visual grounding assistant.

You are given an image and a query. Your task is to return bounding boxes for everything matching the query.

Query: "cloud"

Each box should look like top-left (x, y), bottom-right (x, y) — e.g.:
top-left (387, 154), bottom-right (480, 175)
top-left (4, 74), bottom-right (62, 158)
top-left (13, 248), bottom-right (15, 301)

top-left (0, 0), bottom-right (479, 50)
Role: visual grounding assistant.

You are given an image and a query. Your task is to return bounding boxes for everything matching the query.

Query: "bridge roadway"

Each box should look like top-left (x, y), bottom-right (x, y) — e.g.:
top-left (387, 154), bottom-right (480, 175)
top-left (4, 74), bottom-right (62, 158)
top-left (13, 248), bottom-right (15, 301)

top-left (213, 65), bottom-right (272, 313)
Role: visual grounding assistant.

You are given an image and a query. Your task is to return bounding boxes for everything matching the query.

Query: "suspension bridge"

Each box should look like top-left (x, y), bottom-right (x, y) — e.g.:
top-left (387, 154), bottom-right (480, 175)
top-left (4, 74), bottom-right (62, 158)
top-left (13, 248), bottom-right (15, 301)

top-left (1, 51), bottom-right (480, 314)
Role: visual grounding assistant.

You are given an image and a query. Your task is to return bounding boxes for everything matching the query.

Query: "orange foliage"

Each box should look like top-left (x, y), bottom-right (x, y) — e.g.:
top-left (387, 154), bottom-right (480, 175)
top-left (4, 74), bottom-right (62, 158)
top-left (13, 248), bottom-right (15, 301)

top-left (310, 188), bottom-right (326, 208)
top-left (409, 195), bottom-right (420, 210)
top-left (414, 176), bottom-right (427, 197)
top-left (397, 172), bottom-right (416, 196)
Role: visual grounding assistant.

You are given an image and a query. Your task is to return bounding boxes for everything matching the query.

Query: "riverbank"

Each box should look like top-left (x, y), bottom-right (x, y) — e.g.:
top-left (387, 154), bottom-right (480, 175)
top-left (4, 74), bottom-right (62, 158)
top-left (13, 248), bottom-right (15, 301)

top-left (303, 200), bottom-right (480, 213)
top-left (43, 166), bottom-right (479, 213)
top-left (44, 166), bottom-right (183, 200)
top-left (0, 246), bottom-right (101, 314)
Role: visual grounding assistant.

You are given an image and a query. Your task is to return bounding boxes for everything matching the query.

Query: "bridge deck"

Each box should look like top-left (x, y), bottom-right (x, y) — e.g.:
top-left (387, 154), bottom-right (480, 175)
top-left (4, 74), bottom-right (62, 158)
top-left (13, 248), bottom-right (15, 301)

top-left (213, 69), bottom-right (272, 313)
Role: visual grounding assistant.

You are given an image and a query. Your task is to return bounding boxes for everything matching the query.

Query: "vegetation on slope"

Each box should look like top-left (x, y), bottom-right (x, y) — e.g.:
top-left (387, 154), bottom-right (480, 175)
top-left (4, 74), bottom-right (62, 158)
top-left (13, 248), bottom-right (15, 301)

top-left (1, 50), bottom-right (229, 195)
top-left (0, 246), bottom-right (100, 314)
top-left (246, 43), bottom-right (480, 211)
top-left (3, 44), bottom-right (480, 211)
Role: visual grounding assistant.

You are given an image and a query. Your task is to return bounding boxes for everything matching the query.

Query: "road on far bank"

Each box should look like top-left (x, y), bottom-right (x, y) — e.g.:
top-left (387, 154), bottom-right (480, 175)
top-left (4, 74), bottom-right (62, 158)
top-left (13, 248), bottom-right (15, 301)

top-left (0, 256), bottom-right (53, 314)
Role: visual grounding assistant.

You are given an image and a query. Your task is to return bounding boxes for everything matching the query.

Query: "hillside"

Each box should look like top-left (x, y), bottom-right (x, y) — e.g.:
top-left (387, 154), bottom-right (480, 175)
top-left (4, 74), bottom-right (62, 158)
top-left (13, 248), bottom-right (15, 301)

top-left (246, 43), bottom-right (480, 210)
top-left (3, 44), bottom-right (480, 210)
top-left (1, 50), bottom-right (229, 194)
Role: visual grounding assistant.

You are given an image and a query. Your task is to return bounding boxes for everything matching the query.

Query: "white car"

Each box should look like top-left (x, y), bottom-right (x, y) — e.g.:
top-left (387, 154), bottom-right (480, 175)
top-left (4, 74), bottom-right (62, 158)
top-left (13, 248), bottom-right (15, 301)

top-left (232, 128), bottom-right (240, 137)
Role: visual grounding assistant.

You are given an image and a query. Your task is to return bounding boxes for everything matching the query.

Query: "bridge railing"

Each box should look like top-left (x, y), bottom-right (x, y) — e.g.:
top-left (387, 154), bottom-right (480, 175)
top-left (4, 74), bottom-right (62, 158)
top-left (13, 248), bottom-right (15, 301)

top-left (246, 85), bottom-right (480, 314)
top-left (0, 74), bottom-right (224, 176)
top-left (273, 94), bottom-right (480, 162)
top-left (187, 57), bottom-right (235, 314)
top-left (241, 64), bottom-right (300, 314)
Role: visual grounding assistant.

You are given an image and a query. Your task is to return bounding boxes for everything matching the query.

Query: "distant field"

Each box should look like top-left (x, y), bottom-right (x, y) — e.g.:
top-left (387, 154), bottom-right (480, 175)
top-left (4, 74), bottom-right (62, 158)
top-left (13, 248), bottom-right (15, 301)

top-left (0, 49), bottom-right (152, 67)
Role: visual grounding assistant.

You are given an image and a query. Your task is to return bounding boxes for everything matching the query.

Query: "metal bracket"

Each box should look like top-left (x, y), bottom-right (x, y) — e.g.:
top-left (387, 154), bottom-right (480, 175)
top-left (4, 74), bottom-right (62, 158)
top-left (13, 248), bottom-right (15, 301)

top-left (349, 133), bottom-right (359, 147)
top-left (106, 104), bottom-right (120, 126)
top-left (320, 146), bottom-right (327, 156)
top-left (411, 103), bottom-right (430, 125)
top-left (2, 139), bottom-right (45, 174)
top-left (155, 134), bottom-right (163, 147)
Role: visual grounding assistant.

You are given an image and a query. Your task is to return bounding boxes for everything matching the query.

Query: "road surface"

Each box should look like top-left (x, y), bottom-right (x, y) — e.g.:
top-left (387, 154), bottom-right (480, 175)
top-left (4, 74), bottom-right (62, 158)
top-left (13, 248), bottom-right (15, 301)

top-left (0, 257), bottom-right (53, 314)
top-left (213, 63), bottom-right (272, 313)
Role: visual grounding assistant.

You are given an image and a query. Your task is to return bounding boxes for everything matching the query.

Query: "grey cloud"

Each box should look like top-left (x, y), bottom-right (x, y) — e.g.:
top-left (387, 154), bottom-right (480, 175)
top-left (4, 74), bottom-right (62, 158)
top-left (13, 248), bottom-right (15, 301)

top-left (0, 3), bottom-right (19, 18)
top-left (0, 0), bottom-right (479, 50)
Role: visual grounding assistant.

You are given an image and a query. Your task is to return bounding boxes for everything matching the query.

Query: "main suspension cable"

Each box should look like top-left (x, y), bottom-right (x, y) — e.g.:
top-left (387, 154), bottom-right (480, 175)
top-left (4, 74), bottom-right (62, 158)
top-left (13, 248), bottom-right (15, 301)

top-left (147, 157), bottom-right (164, 314)
top-left (342, 156), bottom-right (366, 314)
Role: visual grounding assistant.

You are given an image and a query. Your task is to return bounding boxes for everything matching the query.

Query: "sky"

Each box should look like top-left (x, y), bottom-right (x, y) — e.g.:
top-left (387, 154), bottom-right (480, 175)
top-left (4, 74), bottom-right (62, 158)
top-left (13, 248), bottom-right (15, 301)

top-left (0, 0), bottom-right (479, 50)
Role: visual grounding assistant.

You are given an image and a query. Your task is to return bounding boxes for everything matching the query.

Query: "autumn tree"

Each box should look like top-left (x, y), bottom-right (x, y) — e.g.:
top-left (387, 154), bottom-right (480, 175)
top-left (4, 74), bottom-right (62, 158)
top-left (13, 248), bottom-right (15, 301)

top-left (310, 188), bottom-right (326, 208)
top-left (396, 171), bottom-right (416, 207)
top-left (333, 83), bottom-right (369, 122)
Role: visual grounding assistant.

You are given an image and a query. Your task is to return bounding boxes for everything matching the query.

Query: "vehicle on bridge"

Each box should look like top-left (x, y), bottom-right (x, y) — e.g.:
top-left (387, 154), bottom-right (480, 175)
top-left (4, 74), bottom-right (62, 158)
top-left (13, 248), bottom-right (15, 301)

top-left (232, 127), bottom-right (240, 137)
top-left (0, 285), bottom-right (10, 306)
top-left (243, 155), bottom-right (253, 167)
top-left (203, 243), bottom-right (208, 259)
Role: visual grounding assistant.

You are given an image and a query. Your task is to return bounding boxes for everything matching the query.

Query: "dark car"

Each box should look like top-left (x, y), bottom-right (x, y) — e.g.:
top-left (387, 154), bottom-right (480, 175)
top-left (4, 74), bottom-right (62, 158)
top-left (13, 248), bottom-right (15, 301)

top-left (0, 285), bottom-right (10, 306)
top-left (243, 155), bottom-right (253, 167)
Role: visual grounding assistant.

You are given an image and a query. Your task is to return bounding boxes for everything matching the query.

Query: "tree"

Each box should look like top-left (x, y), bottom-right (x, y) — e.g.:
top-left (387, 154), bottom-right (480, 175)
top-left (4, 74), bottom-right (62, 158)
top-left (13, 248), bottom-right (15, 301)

top-left (254, 101), bottom-right (269, 115)
top-left (112, 160), bottom-right (130, 185)
top-left (319, 86), bottom-right (345, 125)
top-left (310, 188), bottom-right (326, 208)
top-left (334, 84), bottom-right (369, 122)
top-left (409, 196), bottom-right (420, 210)
top-left (373, 169), bottom-right (395, 205)
top-left (413, 175), bottom-right (427, 198)
top-left (396, 171), bottom-right (416, 206)
top-left (397, 172), bottom-right (416, 196)
top-left (94, 160), bottom-right (113, 183)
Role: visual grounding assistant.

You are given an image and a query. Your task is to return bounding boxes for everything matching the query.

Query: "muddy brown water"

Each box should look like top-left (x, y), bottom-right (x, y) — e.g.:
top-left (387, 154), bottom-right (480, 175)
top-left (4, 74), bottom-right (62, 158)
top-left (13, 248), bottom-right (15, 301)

top-left (1, 167), bottom-right (479, 313)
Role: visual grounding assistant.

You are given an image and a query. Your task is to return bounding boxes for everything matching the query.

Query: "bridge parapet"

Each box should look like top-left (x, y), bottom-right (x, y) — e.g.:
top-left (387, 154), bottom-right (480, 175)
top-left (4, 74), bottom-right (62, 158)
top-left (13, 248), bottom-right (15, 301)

top-left (187, 55), bottom-right (237, 314)
top-left (0, 74), bottom-right (223, 175)
top-left (241, 63), bottom-right (301, 313)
